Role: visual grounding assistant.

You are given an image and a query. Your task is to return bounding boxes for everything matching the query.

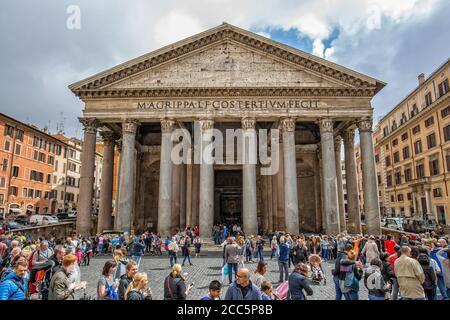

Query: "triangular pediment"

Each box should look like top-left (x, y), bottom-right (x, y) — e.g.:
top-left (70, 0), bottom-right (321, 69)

top-left (69, 22), bottom-right (385, 96)
top-left (104, 40), bottom-right (347, 89)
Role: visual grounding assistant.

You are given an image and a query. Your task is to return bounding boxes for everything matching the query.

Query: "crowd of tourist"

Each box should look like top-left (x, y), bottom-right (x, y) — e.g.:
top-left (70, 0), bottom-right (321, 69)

top-left (0, 225), bottom-right (449, 301)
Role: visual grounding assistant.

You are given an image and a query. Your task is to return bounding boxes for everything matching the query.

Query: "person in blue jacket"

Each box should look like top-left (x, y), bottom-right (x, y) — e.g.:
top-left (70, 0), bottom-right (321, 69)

top-left (131, 235), bottom-right (146, 268)
top-left (0, 260), bottom-right (28, 300)
top-left (288, 263), bottom-right (314, 300)
top-left (224, 268), bottom-right (262, 300)
top-left (278, 236), bottom-right (289, 283)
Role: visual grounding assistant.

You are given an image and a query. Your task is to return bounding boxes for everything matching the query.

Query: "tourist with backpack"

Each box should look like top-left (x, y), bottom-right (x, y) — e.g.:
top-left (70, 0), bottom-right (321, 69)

top-left (0, 260), bottom-right (28, 300)
top-left (339, 249), bottom-right (363, 300)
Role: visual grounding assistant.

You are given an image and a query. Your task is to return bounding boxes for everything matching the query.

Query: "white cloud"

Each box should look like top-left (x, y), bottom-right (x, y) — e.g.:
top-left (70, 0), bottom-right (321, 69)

top-left (312, 39), bottom-right (325, 58)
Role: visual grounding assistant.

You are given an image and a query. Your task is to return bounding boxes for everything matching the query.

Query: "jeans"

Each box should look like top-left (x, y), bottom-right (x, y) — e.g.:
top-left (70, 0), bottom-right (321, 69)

top-left (288, 255), bottom-right (295, 268)
top-left (182, 254), bottom-right (192, 265)
top-left (245, 248), bottom-right (253, 262)
top-left (369, 295), bottom-right (385, 300)
top-left (257, 247), bottom-right (264, 262)
top-left (169, 254), bottom-right (177, 267)
top-left (321, 249), bottom-right (329, 261)
top-left (391, 278), bottom-right (399, 300)
top-left (436, 275), bottom-right (449, 300)
top-left (343, 290), bottom-right (359, 300)
top-left (278, 261), bottom-right (289, 282)
top-left (270, 248), bottom-right (276, 259)
top-left (228, 263), bottom-right (238, 284)
top-left (132, 255), bottom-right (142, 268)
top-left (333, 275), bottom-right (342, 300)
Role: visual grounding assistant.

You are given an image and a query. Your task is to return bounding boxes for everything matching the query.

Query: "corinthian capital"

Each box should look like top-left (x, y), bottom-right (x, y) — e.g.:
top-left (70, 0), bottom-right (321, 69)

top-left (79, 118), bottom-right (99, 134)
top-left (160, 118), bottom-right (176, 133)
top-left (318, 118), bottom-right (333, 134)
top-left (241, 118), bottom-right (256, 130)
top-left (342, 128), bottom-right (355, 144)
top-left (199, 118), bottom-right (214, 131)
top-left (334, 136), bottom-right (342, 152)
top-left (122, 119), bottom-right (140, 134)
top-left (280, 117), bottom-right (296, 132)
top-left (100, 130), bottom-right (116, 147)
top-left (357, 118), bottom-right (373, 132)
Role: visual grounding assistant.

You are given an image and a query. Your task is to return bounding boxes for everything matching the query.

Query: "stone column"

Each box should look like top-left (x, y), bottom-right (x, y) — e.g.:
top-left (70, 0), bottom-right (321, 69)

top-left (97, 130), bottom-right (116, 234)
top-left (185, 163), bottom-right (193, 228)
top-left (358, 118), bottom-right (381, 235)
top-left (116, 120), bottom-right (139, 234)
top-left (180, 164), bottom-right (187, 229)
top-left (77, 118), bottom-right (98, 236)
top-left (425, 187), bottom-right (433, 217)
top-left (242, 118), bottom-right (258, 236)
top-left (342, 128), bottom-right (361, 234)
top-left (199, 119), bottom-right (215, 238)
top-left (113, 139), bottom-right (122, 229)
top-left (319, 118), bottom-right (340, 235)
top-left (157, 119), bottom-right (175, 237)
top-left (412, 190), bottom-right (418, 216)
top-left (335, 136), bottom-right (346, 232)
top-left (171, 163), bottom-right (181, 233)
top-left (191, 164), bottom-right (200, 228)
top-left (267, 174), bottom-right (273, 232)
top-left (281, 118), bottom-right (299, 235)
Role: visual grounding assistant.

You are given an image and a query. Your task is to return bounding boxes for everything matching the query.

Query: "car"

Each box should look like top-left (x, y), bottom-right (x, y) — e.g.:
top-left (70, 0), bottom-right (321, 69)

top-left (67, 211), bottom-right (77, 218)
top-left (56, 212), bottom-right (69, 220)
top-left (29, 214), bottom-right (59, 226)
top-left (382, 217), bottom-right (404, 230)
top-left (5, 220), bottom-right (27, 230)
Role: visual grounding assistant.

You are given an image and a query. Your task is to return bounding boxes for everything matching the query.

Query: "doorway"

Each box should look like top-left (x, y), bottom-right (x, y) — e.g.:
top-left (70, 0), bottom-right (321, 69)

top-left (214, 170), bottom-right (242, 225)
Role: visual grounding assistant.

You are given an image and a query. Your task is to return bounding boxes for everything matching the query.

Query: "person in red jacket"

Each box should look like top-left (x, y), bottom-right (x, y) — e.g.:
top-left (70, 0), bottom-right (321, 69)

top-left (384, 234), bottom-right (397, 255)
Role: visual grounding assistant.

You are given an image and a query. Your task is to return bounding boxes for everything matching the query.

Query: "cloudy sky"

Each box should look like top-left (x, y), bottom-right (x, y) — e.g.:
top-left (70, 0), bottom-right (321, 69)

top-left (0, 0), bottom-right (449, 138)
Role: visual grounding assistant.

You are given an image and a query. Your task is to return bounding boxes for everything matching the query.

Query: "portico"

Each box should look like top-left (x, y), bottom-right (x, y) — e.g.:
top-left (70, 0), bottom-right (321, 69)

top-left (71, 23), bottom-right (385, 237)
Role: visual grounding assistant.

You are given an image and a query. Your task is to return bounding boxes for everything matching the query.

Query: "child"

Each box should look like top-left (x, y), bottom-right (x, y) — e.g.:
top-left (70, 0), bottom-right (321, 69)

top-left (309, 254), bottom-right (326, 285)
top-left (201, 280), bottom-right (222, 300)
top-left (75, 247), bottom-right (83, 266)
top-left (261, 280), bottom-right (278, 300)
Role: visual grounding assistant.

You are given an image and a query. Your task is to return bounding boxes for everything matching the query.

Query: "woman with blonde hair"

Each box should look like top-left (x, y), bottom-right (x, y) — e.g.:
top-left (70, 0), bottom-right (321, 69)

top-left (124, 272), bottom-right (152, 300)
top-left (339, 249), bottom-right (364, 300)
top-left (163, 264), bottom-right (193, 300)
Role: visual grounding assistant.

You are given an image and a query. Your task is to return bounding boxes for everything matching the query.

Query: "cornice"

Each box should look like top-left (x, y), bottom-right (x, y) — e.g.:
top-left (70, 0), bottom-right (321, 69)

top-left (74, 87), bottom-right (376, 99)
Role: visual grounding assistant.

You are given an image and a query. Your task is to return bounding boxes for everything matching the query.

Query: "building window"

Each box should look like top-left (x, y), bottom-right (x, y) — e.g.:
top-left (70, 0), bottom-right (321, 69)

top-left (411, 104), bottom-right (419, 117)
top-left (12, 166), bottom-right (19, 178)
top-left (403, 146), bottom-right (410, 160)
top-left (4, 125), bottom-right (14, 138)
top-left (430, 158), bottom-right (440, 176)
top-left (392, 139), bottom-right (398, 147)
top-left (391, 120), bottom-right (398, 131)
top-left (447, 153), bottom-right (450, 172)
top-left (0, 194), bottom-right (4, 204)
top-left (60, 191), bottom-right (64, 201)
top-left (407, 192), bottom-right (412, 201)
top-left (444, 124), bottom-right (450, 141)
top-left (38, 152), bottom-right (46, 162)
top-left (397, 194), bottom-right (404, 202)
top-left (433, 188), bottom-right (442, 198)
top-left (416, 163), bottom-right (425, 178)
top-left (393, 151), bottom-right (400, 163)
top-left (377, 175), bottom-right (381, 185)
top-left (46, 174), bottom-right (51, 184)
top-left (390, 195), bottom-right (395, 202)
top-left (33, 150), bottom-right (38, 161)
top-left (385, 155), bottom-right (391, 166)
top-left (442, 106), bottom-right (450, 118)
top-left (401, 132), bottom-right (408, 141)
top-left (386, 174), bottom-right (393, 187)
top-left (414, 140), bottom-right (423, 154)
top-left (4, 140), bottom-right (10, 151)
top-left (383, 127), bottom-right (389, 137)
top-left (438, 78), bottom-right (449, 98)
top-left (22, 188), bottom-right (27, 198)
top-left (404, 168), bottom-right (412, 182)
top-left (425, 116), bottom-right (434, 127)
top-left (0, 177), bottom-right (5, 188)
top-left (425, 92), bottom-right (433, 107)
top-left (28, 189), bottom-right (34, 198)
top-left (35, 190), bottom-right (42, 198)
top-left (385, 144), bottom-right (389, 151)
top-left (427, 133), bottom-right (437, 149)
top-left (395, 172), bottom-right (402, 185)
top-left (30, 170), bottom-right (44, 182)
top-left (400, 113), bottom-right (407, 125)
top-left (9, 186), bottom-right (18, 196)
top-left (47, 155), bottom-right (54, 165)
top-left (412, 125), bottom-right (421, 134)
top-left (375, 154), bottom-right (379, 163)
top-left (14, 144), bottom-right (21, 156)
top-left (2, 159), bottom-right (8, 172)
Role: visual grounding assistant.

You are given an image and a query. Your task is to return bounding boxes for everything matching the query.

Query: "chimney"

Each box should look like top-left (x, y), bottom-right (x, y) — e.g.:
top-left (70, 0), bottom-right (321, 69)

top-left (418, 73), bottom-right (425, 85)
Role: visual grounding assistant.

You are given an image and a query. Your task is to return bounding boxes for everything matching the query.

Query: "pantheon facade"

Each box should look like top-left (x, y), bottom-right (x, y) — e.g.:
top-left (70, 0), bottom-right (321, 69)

top-left (70, 23), bottom-right (385, 238)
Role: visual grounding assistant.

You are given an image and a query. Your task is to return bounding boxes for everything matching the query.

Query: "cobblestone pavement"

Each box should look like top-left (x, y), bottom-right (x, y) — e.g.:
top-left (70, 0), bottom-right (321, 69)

top-left (79, 250), bottom-right (369, 300)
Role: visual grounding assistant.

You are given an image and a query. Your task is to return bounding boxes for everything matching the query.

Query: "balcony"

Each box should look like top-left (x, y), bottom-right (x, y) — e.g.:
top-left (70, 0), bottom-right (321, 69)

top-left (408, 176), bottom-right (430, 187)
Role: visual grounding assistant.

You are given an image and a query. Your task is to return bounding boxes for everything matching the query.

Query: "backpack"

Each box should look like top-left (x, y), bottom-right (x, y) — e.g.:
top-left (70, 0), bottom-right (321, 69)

top-left (344, 265), bottom-right (359, 291)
